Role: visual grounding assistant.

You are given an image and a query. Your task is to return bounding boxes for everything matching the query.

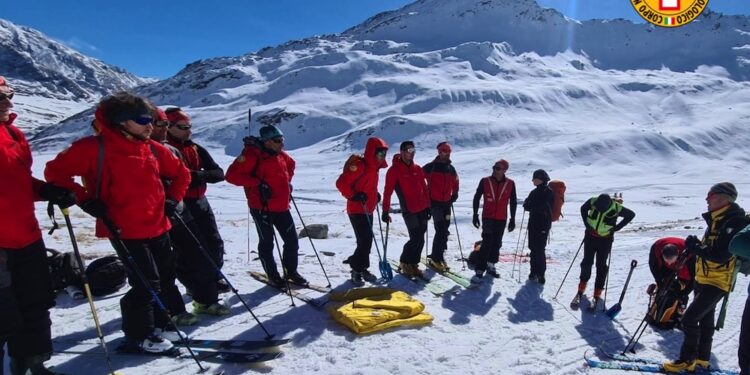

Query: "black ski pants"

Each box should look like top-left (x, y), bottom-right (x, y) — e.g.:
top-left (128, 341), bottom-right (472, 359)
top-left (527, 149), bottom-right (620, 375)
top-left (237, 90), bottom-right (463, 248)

top-left (169, 207), bottom-right (218, 305)
top-left (347, 214), bottom-right (373, 272)
top-left (250, 209), bottom-right (299, 277)
top-left (579, 233), bottom-right (613, 290)
top-left (111, 233), bottom-right (186, 341)
top-left (185, 197), bottom-right (225, 272)
top-left (740, 289), bottom-right (750, 375)
top-left (429, 203), bottom-right (451, 262)
top-left (527, 225), bottom-right (549, 278)
top-left (678, 283), bottom-right (726, 362)
top-left (0, 240), bottom-right (54, 359)
top-left (400, 209), bottom-right (429, 264)
top-left (476, 218), bottom-right (506, 271)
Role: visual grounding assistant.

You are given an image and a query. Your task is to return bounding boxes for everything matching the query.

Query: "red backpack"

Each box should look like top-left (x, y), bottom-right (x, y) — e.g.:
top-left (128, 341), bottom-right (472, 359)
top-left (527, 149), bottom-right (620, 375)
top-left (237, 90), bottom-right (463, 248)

top-left (549, 180), bottom-right (566, 222)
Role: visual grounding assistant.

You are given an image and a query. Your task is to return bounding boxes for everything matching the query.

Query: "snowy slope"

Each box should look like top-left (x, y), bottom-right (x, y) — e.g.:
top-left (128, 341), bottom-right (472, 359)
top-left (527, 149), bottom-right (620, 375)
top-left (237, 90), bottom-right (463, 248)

top-left (0, 18), bottom-right (148, 132)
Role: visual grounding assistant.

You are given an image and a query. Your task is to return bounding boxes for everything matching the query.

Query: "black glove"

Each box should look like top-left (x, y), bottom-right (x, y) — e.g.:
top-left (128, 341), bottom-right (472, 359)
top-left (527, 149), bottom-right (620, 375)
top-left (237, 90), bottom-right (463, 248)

top-left (189, 170), bottom-right (206, 188)
top-left (646, 283), bottom-right (657, 296)
top-left (507, 218), bottom-right (516, 232)
top-left (289, 183), bottom-right (293, 193)
top-left (377, 192), bottom-right (382, 203)
top-left (450, 193), bottom-right (458, 203)
top-left (79, 199), bottom-right (107, 219)
top-left (382, 211), bottom-right (391, 223)
top-left (259, 182), bottom-right (273, 201)
top-left (351, 192), bottom-right (368, 203)
top-left (685, 235), bottom-right (701, 255)
top-left (39, 183), bottom-right (76, 209)
top-left (472, 213), bottom-right (480, 229)
top-left (164, 199), bottom-right (178, 217)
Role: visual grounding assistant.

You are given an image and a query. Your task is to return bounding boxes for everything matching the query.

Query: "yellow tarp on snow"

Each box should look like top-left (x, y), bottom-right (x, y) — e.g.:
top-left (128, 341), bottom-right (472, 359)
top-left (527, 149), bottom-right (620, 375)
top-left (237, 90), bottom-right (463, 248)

top-left (327, 287), bottom-right (433, 334)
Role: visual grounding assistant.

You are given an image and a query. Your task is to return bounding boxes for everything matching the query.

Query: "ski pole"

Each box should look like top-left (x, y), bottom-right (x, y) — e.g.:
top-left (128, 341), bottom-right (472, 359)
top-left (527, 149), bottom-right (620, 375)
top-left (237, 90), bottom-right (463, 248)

top-left (172, 213), bottom-right (274, 339)
top-left (602, 249), bottom-right (613, 311)
top-left (246, 107), bottom-right (252, 264)
top-left (100, 217), bottom-right (209, 373)
top-left (553, 238), bottom-right (585, 300)
top-left (272, 227), bottom-right (295, 307)
top-left (517, 215), bottom-right (528, 283)
top-left (61, 208), bottom-right (118, 375)
top-left (373, 203), bottom-right (385, 263)
top-left (450, 204), bottom-right (466, 270)
top-left (290, 195), bottom-right (331, 287)
top-left (511, 211), bottom-right (526, 280)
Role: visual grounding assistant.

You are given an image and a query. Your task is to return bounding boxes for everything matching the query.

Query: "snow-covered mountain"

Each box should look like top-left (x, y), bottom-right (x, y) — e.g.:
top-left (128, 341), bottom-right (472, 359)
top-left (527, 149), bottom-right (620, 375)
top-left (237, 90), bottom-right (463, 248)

top-left (32, 0), bottom-right (750, 175)
top-left (0, 19), bottom-right (148, 131)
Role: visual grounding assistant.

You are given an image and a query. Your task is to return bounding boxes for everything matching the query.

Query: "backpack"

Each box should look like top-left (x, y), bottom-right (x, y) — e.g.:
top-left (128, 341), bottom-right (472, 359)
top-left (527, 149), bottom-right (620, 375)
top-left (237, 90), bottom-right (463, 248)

top-left (85, 255), bottom-right (127, 296)
top-left (729, 221), bottom-right (750, 275)
top-left (343, 154), bottom-right (364, 173)
top-left (548, 180), bottom-right (566, 222)
top-left (47, 248), bottom-right (83, 293)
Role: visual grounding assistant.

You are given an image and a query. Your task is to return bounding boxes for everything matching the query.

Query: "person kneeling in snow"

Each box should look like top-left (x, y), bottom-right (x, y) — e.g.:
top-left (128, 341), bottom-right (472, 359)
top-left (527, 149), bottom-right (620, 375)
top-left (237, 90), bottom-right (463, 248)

top-left (646, 237), bottom-right (694, 329)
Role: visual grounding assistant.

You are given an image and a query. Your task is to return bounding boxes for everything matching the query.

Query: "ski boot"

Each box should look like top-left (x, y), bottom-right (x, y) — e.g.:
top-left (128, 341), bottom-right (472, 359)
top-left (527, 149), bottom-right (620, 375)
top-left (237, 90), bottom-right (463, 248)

top-left (570, 292), bottom-right (584, 310)
top-left (361, 270), bottom-right (378, 283)
top-left (350, 271), bottom-right (365, 287)
top-left (192, 301), bottom-right (230, 316)
top-left (471, 269), bottom-right (484, 284)
top-left (485, 262), bottom-right (500, 278)
top-left (286, 271), bottom-right (309, 287)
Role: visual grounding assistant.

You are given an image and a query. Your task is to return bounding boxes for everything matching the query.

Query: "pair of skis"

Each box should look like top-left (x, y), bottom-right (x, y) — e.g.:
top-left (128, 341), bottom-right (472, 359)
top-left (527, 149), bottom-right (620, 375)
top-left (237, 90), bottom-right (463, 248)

top-left (248, 271), bottom-right (330, 308)
top-left (56, 337), bottom-right (290, 364)
top-left (585, 349), bottom-right (739, 374)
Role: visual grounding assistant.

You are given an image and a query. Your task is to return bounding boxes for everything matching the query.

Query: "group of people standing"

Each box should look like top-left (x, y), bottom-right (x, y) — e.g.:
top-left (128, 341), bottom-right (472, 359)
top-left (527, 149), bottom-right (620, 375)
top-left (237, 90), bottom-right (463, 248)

top-left (1, 82), bottom-right (748, 375)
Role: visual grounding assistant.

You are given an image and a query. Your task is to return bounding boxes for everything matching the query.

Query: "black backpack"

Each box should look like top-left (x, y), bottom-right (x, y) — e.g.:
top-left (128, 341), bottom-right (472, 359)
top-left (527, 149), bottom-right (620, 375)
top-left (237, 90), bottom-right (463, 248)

top-left (47, 248), bottom-right (83, 292)
top-left (85, 255), bottom-right (127, 296)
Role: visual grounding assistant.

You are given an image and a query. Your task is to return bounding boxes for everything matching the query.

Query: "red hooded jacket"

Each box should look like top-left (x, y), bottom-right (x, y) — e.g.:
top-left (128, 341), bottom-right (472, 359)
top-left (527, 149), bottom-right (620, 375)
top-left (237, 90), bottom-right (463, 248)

top-left (167, 137), bottom-right (224, 199)
top-left (383, 154), bottom-right (430, 214)
top-left (225, 137), bottom-right (295, 212)
top-left (423, 157), bottom-right (459, 203)
top-left (335, 137), bottom-right (388, 214)
top-left (44, 118), bottom-right (190, 240)
top-left (0, 113), bottom-right (46, 249)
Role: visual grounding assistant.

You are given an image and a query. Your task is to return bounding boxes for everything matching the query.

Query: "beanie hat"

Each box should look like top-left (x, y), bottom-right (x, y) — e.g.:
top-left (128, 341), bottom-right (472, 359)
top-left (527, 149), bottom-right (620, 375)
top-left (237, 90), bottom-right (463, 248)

top-left (437, 142), bottom-right (451, 154)
top-left (154, 108), bottom-right (168, 122)
top-left (259, 125), bottom-right (283, 141)
top-left (532, 169), bottom-right (550, 183)
top-left (594, 193), bottom-right (612, 212)
top-left (400, 140), bottom-right (415, 151)
top-left (709, 182), bottom-right (737, 202)
top-left (493, 159), bottom-right (509, 170)
top-left (165, 107), bottom-right (189, 124)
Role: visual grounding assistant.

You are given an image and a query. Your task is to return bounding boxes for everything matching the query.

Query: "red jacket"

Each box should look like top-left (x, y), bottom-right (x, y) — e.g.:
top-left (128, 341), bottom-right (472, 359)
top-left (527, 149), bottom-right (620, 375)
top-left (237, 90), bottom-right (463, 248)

top-left (0, 114), bottom-right (45, 249)
top-left (225, 137), bottom-right (295, 212)
top-left (649, 237), bottom-right (694, 284)
top-left (336, 137), bottom-right (388, 214)
top-left (167, 137), bottom-right (224, 199)
top-left (474, 176), bottom-right (517, 220)
top-left (44, 124), bottom-right (190, 240)
top-left (383, 154), bottom-right (429, 214)
top-left (423, 158), bottom-right (459, 203)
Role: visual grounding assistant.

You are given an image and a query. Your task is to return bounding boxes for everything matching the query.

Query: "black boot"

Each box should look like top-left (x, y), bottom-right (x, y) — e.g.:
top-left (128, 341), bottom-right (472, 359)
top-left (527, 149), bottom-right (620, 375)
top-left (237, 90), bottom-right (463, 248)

top-left (10, 353), bottom-right (60, 375)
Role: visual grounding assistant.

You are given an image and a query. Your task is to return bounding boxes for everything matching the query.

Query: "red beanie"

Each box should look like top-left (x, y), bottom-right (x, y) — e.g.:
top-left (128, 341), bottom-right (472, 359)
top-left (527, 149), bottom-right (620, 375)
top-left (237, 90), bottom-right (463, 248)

top-left (494, 159), bottom-right (509, 169)
top-left (165, 107), bottom-right (189, 123)
top-left (154, 108), bottom-right (168, 121)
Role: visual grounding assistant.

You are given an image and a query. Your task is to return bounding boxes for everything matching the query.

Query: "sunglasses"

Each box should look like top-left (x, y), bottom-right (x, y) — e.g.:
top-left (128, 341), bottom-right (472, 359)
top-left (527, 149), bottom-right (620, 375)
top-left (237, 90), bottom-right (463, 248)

top-left (0, 92), bottom-right (14, 101)
top-left (154, 120), bottom-right (169, 128)
top-left (493, 166), bottom-right (507, 171)
top-left (376, 150), bottom-right (387, 158)
top-left (403, 148), bottom-right (415, 154)
top-left (175, 124), bottom-right (192, 130)
top-left (131, 116), bottom-right (153, 126)
top-left (270, 137), bottom-right (284, 144)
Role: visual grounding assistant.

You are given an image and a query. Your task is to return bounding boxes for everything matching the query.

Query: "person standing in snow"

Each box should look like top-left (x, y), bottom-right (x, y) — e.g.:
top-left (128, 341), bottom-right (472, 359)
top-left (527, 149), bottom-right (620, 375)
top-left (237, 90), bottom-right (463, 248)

top-left (335, 137), bottom-right (389, 285)
top-left (523, 169), bottom-right (554, 284)
top-left (45, 92), bottom-right (194, 354)
top-left (471, 159), bottom-right (517, 283)
top-left (664, 183), bottom-right (748, 373)
top-left (574, 193), bottom-right (635, 309)
top-left (422, 142), bottom-right (459, 272)
top-left (150, 108), bottom-right (229, 317)
top-left (165, 107), bottom-right (229, 295)
top-left (381, 141), bottom-right (431, 279)
top-left (0, 76), bottom-right (76, 373)
top-left (226, 125), bottom-right (308, 287)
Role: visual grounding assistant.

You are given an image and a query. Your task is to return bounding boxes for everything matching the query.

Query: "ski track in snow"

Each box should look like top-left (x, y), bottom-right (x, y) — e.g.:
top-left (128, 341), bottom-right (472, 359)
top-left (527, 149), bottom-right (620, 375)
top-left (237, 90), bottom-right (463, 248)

top-left (8, 149), bottom-right (744, 375)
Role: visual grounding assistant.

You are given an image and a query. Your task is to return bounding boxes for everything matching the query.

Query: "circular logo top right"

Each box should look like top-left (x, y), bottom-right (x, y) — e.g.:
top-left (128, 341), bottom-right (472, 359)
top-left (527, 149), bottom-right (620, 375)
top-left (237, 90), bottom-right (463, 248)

top-left (630, 0), bottom-right (709, 28)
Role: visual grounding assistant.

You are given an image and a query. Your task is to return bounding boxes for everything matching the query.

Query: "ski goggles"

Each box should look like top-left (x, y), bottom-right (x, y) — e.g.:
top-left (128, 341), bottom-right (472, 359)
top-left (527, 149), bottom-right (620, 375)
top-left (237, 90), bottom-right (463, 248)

top-left (0, 92), bottom-right (14, 101)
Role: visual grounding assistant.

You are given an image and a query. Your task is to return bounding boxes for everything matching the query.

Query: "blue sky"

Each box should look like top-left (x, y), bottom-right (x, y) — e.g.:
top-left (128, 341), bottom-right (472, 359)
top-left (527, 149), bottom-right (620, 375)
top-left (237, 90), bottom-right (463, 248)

top-left (2, 0), bottom-right (749, 79)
